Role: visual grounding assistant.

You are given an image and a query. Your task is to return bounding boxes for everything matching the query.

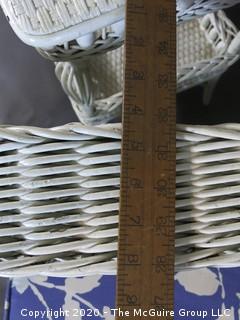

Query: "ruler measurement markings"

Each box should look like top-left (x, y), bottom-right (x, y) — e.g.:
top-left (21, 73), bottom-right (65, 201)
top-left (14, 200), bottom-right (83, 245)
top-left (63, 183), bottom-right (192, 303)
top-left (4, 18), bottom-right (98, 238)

top-left (117, 1), bottom-right (175, 319)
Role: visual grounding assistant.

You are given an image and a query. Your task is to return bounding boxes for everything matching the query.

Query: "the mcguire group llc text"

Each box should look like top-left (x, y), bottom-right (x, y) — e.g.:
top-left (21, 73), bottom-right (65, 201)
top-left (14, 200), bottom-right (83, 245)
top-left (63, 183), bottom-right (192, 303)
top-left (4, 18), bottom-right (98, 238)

top-left (111, 307), bottom-right (232, 318)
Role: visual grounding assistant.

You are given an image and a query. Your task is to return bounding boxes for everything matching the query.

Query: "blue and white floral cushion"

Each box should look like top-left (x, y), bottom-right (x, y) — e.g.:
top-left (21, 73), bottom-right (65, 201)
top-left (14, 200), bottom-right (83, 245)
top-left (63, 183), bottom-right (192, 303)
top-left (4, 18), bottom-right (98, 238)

top-left (4, 268), bottom-right (240, 320)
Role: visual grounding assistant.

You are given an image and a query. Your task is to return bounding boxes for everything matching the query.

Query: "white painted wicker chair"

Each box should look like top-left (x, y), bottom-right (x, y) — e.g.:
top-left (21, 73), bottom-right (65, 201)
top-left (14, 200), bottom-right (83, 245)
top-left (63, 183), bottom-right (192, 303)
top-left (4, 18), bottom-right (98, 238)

top-left (54, 9), bottom-right (240, 124)
top-left (0, 123), bottom-right (240, 277)
top-left (1, 1), bottom-right (240, 125)
top-left (43, 9), bottom-right (240, 123)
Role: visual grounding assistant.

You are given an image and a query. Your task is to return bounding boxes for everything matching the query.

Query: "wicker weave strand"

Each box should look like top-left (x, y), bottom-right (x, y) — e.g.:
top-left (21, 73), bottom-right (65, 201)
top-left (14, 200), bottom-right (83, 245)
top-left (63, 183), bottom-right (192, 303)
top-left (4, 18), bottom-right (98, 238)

top-left (0, 123), bottom-right (239, 277)
top-left (177, 0), bottom-right (240, 22)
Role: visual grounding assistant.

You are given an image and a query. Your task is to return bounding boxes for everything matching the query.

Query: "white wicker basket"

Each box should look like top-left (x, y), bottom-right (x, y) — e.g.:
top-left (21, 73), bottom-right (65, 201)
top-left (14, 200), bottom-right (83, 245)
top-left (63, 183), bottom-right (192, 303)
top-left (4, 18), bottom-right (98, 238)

top-left (0, 123), bottom-right (239, 277)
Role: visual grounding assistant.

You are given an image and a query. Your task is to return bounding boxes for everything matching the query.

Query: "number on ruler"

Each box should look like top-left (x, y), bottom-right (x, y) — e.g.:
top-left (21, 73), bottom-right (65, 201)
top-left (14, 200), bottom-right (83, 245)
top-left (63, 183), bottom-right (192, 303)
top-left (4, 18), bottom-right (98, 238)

top-left (126, 254), bottom-right (140, 265)
top-left (129, 178), bottom-right (144, 189)
top-left (155, 144), bottom-right (169, 160)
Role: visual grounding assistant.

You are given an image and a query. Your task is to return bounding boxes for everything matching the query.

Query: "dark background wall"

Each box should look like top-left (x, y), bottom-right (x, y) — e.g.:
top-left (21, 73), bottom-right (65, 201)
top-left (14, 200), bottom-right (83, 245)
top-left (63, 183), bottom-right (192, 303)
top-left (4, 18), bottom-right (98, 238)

top-left (0, 10), bottom-right (76, 127)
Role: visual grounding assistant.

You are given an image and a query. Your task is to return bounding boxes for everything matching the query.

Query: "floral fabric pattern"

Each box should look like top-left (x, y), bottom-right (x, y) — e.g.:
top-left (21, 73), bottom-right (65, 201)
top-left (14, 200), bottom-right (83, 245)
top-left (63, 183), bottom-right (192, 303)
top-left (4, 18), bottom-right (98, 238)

top-left (5, 268), bottom-right (240, 320)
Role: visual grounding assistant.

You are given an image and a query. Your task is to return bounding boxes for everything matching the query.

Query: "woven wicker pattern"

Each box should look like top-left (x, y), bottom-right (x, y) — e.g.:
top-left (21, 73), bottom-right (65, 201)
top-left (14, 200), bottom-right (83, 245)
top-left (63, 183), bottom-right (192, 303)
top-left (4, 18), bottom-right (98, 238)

top-left (89, 46), bottom-right (123, 98)
top-left (0, 123), bottom-right (240, 277)
top-left (2, 0), bottom-right (240, 37)
top-left (174, 10), bottom-right (239, 84)
top-left (178, 10), bottom-right (239, 90)
top-left (178, 18), bottom-right (214, 67)
top-left (177, 0), bottom-right (240, 22)
top-left (38, 27), bottom-right (124, 61)
top-left (55, 47), bottom-right (124, 125)
top-left (178, 55), bottom-right (239, 91)
top-left (2, 0), bottom-right (125, 35)
top-left (52, 10), bottom-right (239, 124)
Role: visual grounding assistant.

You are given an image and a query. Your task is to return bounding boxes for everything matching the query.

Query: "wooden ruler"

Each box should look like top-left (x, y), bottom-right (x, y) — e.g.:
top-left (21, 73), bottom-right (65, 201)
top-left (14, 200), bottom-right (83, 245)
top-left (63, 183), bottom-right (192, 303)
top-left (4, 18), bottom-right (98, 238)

top-left (116, 0), bottom-right (176, 319)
